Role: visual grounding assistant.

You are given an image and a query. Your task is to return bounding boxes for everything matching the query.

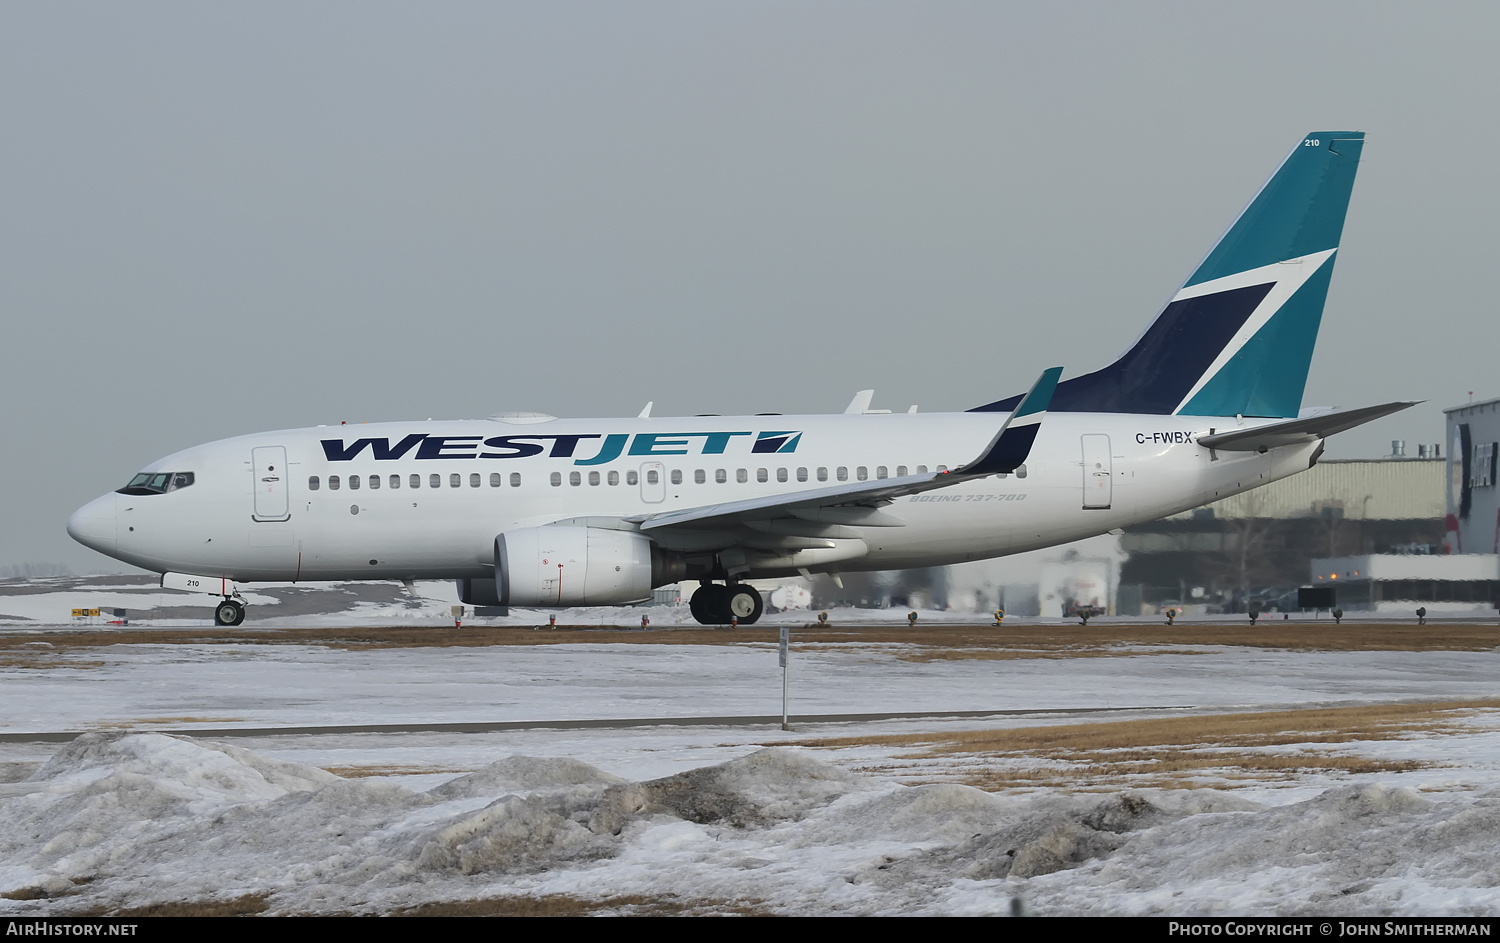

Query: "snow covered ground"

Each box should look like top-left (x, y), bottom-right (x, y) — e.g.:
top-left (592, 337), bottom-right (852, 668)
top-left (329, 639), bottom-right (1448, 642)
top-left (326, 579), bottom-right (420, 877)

top-left (2, 577), bottom-right (1500, 915)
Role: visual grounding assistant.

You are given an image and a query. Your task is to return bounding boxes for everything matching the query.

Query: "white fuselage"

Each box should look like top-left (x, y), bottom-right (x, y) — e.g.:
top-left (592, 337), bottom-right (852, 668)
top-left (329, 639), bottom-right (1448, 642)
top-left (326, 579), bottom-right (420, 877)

top-left (68, 410), bottom-right (1318, 584)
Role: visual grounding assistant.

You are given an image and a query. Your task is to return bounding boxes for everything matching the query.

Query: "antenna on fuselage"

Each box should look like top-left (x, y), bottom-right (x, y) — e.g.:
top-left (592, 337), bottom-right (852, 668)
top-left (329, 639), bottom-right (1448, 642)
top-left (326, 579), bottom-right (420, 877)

top-left (843, 390), bottom-right (874, 414)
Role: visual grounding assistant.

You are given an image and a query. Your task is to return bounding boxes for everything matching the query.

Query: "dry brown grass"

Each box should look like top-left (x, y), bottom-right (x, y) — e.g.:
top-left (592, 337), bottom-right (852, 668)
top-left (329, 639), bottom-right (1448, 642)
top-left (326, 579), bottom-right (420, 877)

top-left (783, 699), bottom-right (1500, 791)
top-left (0, 645), bottom-right (106, 670)
top-left (84, 716), bottom-right (244, 728)
top-left (16, 888), bottom-right (767, 917)
top-left (389, 893), bottom-right (772, 916)
top-left (40, 894), bottom-right (270, 916)
top-left (3, 621), bottom-right (1498, 660)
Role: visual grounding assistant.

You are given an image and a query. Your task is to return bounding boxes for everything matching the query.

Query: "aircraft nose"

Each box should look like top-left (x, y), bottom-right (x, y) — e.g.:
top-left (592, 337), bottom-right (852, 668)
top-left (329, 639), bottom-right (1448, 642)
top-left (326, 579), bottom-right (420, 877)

top-left (66, 493), bottom-right (118, 555)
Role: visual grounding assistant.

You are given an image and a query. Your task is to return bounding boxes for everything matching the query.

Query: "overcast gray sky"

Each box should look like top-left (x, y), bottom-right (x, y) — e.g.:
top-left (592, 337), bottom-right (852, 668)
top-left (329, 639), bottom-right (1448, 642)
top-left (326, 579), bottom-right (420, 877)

top-left (4, 1), bottom-right (1495, 573)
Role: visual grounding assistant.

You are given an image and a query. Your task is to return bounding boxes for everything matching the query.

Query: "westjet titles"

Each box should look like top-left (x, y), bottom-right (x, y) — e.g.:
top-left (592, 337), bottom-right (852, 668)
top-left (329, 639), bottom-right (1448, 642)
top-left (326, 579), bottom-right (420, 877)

top-left (320, 430), bottom-right (804, 465)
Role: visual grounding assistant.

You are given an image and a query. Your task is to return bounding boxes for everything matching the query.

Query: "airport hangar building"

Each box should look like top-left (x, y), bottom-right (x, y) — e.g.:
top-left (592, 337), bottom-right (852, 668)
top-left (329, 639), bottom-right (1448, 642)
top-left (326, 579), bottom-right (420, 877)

top-left (1445, 396), bottom-right (1500, 556)
top-left (1119, 456), bottom-right (1449, 611)
top-left (1302, 397), bottom-right (1500, 614)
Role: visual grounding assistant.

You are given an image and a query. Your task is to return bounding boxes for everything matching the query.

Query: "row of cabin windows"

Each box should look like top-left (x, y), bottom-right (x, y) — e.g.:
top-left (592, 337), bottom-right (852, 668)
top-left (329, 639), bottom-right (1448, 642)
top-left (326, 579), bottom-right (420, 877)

top-left (307, 472), bottom-right (522, 491)
top-left (305, 462), bottom-right (1018, 493)
top-left (552, 469), bottom-right (649, 487)
top-left (546, 464), bottom-right (974, 487)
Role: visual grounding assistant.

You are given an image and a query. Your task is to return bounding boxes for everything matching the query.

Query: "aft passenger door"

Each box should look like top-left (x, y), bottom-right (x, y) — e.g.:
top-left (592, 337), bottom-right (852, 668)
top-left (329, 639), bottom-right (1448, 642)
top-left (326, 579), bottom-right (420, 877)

top-left (251, 446), bottom-right (292, 521)
top-left (1081, 434), bottom-right (1112, 510)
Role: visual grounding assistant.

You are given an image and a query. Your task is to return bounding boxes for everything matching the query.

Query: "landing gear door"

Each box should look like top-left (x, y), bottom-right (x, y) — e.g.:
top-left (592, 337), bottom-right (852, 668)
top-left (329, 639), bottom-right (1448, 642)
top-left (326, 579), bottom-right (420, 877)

top-left (1081, 434), bottom-right (1112, 510)
top-left (252, 446), bottom-right (292, 521)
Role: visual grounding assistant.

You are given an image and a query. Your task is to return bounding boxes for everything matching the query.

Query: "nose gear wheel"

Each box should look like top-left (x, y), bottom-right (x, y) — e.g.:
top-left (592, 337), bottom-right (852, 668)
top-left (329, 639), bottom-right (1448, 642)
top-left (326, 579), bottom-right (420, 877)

top-left (214, 599), bottom-right (245, 626)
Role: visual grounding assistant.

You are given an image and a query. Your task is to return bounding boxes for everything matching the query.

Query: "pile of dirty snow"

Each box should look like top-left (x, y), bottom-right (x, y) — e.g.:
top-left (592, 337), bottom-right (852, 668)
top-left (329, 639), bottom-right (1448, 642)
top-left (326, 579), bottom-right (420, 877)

top-left (2, 734), bottom-right (1499, 915)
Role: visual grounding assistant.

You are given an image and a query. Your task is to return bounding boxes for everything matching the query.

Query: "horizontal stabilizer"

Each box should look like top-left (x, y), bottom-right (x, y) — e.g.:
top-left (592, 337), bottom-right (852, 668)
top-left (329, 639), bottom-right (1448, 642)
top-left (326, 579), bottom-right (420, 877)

top-left (1197, 401), bottom-right (1418, 451)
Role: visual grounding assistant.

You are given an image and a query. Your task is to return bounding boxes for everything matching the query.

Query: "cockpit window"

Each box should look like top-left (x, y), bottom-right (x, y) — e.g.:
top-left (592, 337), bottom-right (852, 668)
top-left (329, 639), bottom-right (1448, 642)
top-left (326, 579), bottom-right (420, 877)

top-left (117, 471), bottom-right (195, 496)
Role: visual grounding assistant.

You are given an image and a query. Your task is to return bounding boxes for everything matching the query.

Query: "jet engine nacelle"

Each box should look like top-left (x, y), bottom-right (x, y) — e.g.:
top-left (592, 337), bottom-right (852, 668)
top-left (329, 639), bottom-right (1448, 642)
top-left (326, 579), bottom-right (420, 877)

top-left (495, 524), bottom-right (683, 607)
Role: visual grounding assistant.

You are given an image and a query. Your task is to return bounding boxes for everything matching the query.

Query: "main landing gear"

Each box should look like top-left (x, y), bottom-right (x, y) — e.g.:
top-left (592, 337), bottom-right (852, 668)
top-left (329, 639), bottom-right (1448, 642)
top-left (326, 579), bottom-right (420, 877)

top-left (214, 598), bottom-right (246, 627)
top-left (689, 582), bottom-right (764, 625)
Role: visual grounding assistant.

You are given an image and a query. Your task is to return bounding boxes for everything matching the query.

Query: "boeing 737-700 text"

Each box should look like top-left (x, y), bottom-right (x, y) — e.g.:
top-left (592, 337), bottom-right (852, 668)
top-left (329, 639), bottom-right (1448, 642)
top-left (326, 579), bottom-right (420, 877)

top-left (68, 132), bottom-right (1411, 625)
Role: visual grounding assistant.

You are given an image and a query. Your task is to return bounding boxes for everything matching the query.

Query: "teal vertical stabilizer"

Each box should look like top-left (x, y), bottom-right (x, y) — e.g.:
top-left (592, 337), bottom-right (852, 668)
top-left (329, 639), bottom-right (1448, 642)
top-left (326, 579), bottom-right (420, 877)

top-left (1186, 133), bottom-right (1364, 288)
top-left (972, 132), bottom-right (1365, 419)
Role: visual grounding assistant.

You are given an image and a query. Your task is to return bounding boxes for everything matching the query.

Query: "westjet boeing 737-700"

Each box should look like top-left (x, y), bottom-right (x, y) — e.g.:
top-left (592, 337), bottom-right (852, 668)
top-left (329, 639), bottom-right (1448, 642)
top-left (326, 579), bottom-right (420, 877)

top-left (67, 132), bottom-right (1411, 625)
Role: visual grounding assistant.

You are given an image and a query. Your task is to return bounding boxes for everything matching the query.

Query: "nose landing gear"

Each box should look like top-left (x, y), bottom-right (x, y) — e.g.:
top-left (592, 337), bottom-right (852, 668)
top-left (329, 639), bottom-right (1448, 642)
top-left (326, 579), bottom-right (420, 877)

top-left (689, 582), bottom-right (763, 625)
top-left (214, 598), bottom-right (246, 626)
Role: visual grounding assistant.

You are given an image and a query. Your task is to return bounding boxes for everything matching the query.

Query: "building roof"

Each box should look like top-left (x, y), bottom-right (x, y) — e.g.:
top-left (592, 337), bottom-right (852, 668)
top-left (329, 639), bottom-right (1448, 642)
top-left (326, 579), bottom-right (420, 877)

top-left (1444, 396), bottom-right (1500, 416)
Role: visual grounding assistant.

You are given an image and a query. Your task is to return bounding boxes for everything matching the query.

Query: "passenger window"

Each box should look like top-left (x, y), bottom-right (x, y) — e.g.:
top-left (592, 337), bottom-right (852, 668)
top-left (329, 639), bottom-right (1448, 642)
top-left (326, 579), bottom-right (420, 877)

top-left (510, 473), bottom-right (521, 487)
top-left (329, 476), bottom-right (341, 490)
top-left (1016, 464), bottom-right (1028, 478)
top-left (450, 473), bottom-right (461, 488)
top-left (876, 466), bottom-right (887, 479)
top-left (737, 469), bottom-right (748, 483)
top-left (756, 468), bottom-right (768, 483)
top-left (410, 474), bottom-right (421, 489)
top-left (715, 469), bottom-right (726, 484)
top-left (589, 471), bottom-right (600, 486)
top-left (670, 469), bottom-right (682, 485)
top-left (627, 470), bottom-right (639, 485)
top-left (550, 472), bottom-right (562, 487)
top-left (695, 469), bottom-right (706, 484)
top-left (777, 468), bottom-right (788, 482)
top-left (856, 466), bottom-right (867, 481)
top-left (797, 467), bottom-right (808, 482)
top-left (937, 465), bottom-right (949, 473)
top-left (490, 473), bottom-right (501, 487)
top-left (369, 474), bottom-right (380, 489)
top-left (647, 469), bottom-right (659, 484)
top-left (897, 465), bottom-right (908, 476)
top-left (308, 476), bottom-right (320, 491)
top-left (817, 467), bottom-right (828, 482)
top-left (348, 475), bottom-right (361, 490)
top-left (430, 474), bottom-right (441, 488)
top-left (569, 471), bottom-right (581, 486)
top-left (836, 467), bottom-right (848, 482)
top-left (608, 470), bottom-right (619, 486)
top-left (390, 474), bottom-right (401, 489)
top-left (916, 465), bottom-right (928, 474)
top-left (470, 473), bottom-right (480, 488)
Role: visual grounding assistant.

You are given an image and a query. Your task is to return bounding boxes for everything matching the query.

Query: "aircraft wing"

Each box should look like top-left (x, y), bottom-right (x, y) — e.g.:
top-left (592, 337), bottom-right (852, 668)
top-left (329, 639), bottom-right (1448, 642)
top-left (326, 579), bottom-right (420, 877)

top-left (633, 368), bottom-right (1061, 534)
top-left (1197, 401), bottom-right (1418, 452)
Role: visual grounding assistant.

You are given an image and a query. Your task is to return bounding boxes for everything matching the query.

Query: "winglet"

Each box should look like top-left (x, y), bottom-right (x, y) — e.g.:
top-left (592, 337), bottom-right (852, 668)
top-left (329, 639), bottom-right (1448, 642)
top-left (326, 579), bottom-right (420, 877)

top-left (959, 367), bottom-right (1062, 476)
